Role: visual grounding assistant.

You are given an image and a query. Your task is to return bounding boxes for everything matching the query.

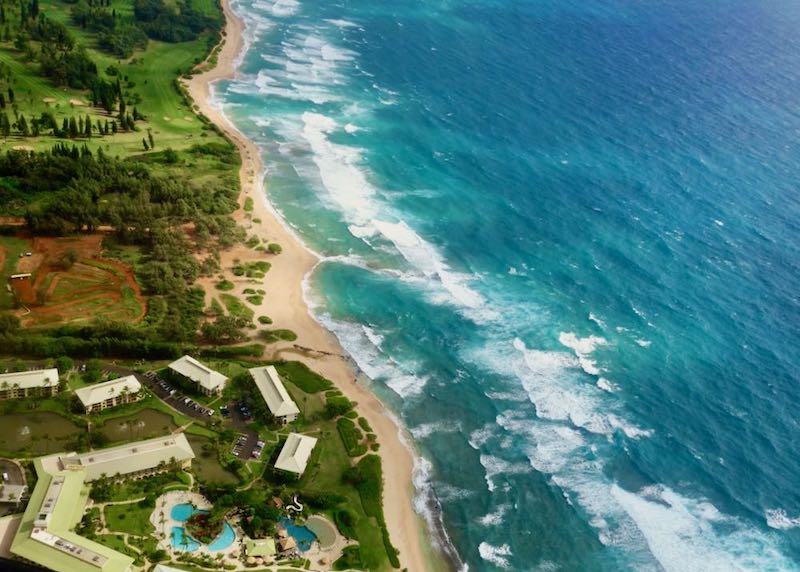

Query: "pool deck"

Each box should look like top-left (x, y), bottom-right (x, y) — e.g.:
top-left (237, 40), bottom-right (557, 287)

top-left (149, 491), bottom-right (353, 571)
top-left (151, 491), bottom-right (242, 561)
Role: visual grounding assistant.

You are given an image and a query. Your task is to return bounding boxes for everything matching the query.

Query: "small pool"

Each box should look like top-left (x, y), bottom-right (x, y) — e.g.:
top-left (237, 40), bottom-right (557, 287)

top-left (169, 503), bottom-right (236, 552)
top-left (280, 517), bottom-right (316, 552)
top-left (208, 522), bottom-right (236, 551)
top-left (171, 503), bottom-right (207, 522)
top-left (171, 527), bottom-right (201, 551)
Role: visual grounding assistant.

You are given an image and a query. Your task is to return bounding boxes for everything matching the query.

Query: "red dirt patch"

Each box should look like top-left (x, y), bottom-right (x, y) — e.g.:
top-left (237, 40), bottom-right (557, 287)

top-left (7, 236), bottom-right (146, 327)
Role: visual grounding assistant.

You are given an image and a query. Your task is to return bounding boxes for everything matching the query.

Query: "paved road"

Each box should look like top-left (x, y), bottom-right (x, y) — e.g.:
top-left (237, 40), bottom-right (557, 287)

top-left (139, 371), bottom-right (214, 421)
top-left (0, 460), bottom-right (24, 486)
top-left (225, 402), bottom-right (259, 461)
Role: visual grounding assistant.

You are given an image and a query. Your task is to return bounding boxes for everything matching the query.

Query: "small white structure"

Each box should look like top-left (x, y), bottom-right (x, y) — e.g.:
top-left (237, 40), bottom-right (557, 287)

top-left (248, 366), bottom-right (299, 425)
top-left (59, 433), bottom-right (195, 481)
top-left (274, 433), bottom-right (317, 477)
top-left (167, 356), bottom-right (227, 396)
top-left (74, 375), bottom-right (142, 413)
top-left (0, 369), bottom-right (59, 400)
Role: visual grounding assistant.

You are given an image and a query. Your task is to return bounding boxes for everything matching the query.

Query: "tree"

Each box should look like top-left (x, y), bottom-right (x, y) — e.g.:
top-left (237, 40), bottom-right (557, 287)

top-left (0, 112), bottom-right (10, 138)
top-left (142, 137), bottom-right (148, 150)
top-left (147, 130), bottom-right (154, 148)
top-left (7, 87), bottom-right (13, 104)
top-left (84, 114), bottom-right (91, 137)
top-left (0, 93), bottom-right (5, 108)
top-left (69, 116), bottom-right (78, 138)
top-left (17, 114), bottom-right (29, 136)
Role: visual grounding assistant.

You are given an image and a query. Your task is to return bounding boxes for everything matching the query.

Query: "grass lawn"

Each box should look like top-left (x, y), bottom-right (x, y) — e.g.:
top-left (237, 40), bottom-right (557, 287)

top-left (104, 503), bottom-right (156, 536)
top-left (0, 236), bottom-right (30, 310)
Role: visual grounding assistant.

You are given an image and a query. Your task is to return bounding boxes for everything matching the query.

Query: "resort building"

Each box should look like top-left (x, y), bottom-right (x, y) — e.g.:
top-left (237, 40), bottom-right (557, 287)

top-left (0, 369), bottom-right (59, 400)
top-left (74, 375), bottom-right (142, 413)
top-left (248, 365), bottom-right (299, 425)
top-left (167, 355), bottom-right (228, 396)
top-left (273, 433), bottom-right (317, 477)
top-left (244, 537), bottom-right (276, 558)
top-left (9, 434), bottom-right (196, 572)
top-left (58, 433), bottom-right (195, 481)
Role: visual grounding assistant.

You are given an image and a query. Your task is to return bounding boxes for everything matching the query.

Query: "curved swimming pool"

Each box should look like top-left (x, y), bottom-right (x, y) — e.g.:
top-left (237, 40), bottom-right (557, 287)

top-left (169, 503), bottom-right (236, 552)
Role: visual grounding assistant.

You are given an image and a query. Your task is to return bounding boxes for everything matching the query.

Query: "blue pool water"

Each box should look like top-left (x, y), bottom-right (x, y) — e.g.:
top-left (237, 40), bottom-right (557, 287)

top-left (216, 0), bottom-right (800, 568)
top-left (280, 517), bottom-right (316, 552)
top-left (170, 526), bottom-right (201, 552)
top-left (169, 504), bottom-right (236, 552)
top-left (170, 503), bottom-right (201, 522)
top-left (208, 523), bottom-right (237, 552)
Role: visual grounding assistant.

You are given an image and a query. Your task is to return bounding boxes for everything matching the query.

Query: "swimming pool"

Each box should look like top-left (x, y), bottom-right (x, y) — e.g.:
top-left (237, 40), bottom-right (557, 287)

top-left (169, 503), bottom-right (236, 552)
top-left (170, 526), bottom-right (201, 551)
top-left (280, 517), bottom-right (316, 552)
top-left (171, 503), bottom-right (207, 522)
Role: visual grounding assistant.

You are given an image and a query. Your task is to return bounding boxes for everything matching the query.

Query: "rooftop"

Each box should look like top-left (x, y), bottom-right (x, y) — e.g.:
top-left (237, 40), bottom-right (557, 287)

top-left (168, 356), bottom-right (228, 391)
top-left (10, 460), bottom-right (133, 572)
top-left (59, 433), bottom-right (195, 481)
top-left (244, 537), bottom-right (276, 557)
top-left (74, 375), bottom-right (142, 408)
top-left (274, 433), bottom-right (317, 476)
top-left (0, 369), bottom-right (59, 390)
top-left (249, 366), bottom-right (300, 418)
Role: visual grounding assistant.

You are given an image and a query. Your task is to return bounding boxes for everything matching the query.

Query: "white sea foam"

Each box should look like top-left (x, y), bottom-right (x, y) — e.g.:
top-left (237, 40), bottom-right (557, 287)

top-left (344, 123), bottom-right (360, 133)
top-left (410, 420), bottom-right (461, 440)
top-left (361, 324), bottom-right (384, 348)
top-left (588, 312), bottom-right (606, 328)
top-left (479, 454), bottom-right (531, 493)
top-left (478, 542), bottom-right (512, 568)
top-left (324, 18), bottom-right (358, 28)
top-left (315, 314), bottom-right (429, 398)
top-left (596, 377), bottom-right (618, 392)
top-left (613, 485), bottom-right (796, 571)
top-left (635, 338), bottom-right (652, 348)
top-left (558, 332), bottom-right (607, 376)
top-left (371, 219), bottom-right (486, 311)
top-left (479, 503), bottom-right (511, 526)
top-left (765, 508), bottom-right (800, 530)
top-left (267, 0), bottom-right (299, 17)
top-left (468, 424), bottom-right (497, 450)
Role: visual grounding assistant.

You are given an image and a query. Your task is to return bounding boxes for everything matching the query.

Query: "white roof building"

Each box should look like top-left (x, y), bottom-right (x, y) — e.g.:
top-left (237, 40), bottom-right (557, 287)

top-left (74, 376), bottom-right (141, 409)
top-left (249, 366), bottom-right (299, 420)
top-left (274, 433), bottom-right (317, 476)
top-left (58, 434), bottom-right (195, 481)
top-left (167, 356), bottom-right (227, 394)
top-left (0, 369), bottom-right (59, 389)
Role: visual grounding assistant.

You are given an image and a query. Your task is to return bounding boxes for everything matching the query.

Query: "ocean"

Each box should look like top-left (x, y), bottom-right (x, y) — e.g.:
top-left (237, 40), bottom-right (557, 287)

top-left (213, 0), bottom-right (800, 569)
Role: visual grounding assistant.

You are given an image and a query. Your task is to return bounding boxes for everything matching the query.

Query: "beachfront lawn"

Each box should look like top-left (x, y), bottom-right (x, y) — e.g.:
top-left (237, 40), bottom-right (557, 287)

top-left (104, 502), bottom-right (156, 536)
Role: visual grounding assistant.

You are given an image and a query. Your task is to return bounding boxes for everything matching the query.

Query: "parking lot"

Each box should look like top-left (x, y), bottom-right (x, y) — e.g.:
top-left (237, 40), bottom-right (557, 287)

top-left (223, 401), bottom-right (261, 460)
top-left (140, 371), bottom-right (215, 421)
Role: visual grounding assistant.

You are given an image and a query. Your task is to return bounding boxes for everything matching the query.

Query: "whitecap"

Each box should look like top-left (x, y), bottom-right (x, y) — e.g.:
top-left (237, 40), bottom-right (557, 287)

top-left (765, 508), bottom-right (800, 530)
top-left (478, 542), bottom-right (512, 568)
top-left (479, 503), bottom-right (511, 526)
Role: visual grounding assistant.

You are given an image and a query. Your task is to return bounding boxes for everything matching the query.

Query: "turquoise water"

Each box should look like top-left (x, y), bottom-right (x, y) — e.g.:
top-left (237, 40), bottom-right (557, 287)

top-left (170, 503), bottom-right (198, 522)
top-left (208, 522), bottom-right (237, 551)
top-left (170, 504), bottom-right (236, 552)
top-left (216, 0), bottom-right (800, 569)
top-left (170, 526), bottom-right (202, 552)
top-left (280, 517), bottom-right (316, 552)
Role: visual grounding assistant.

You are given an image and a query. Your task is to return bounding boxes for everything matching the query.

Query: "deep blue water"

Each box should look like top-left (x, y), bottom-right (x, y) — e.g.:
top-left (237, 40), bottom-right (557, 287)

top-left (216, 0), bottom-right (800, 569)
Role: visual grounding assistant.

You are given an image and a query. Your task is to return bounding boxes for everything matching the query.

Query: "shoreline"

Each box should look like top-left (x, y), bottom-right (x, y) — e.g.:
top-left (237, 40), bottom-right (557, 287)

top-left (183, 2), bottom-right (448, 571)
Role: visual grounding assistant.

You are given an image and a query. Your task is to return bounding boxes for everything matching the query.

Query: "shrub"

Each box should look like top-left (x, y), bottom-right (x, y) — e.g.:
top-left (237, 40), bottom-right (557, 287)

top-left (257, 315), bottom-right (272, 325)
top-left (215, 279), bottom-right (234, 291)
top-left (267, 243), bottom-right (282, 254)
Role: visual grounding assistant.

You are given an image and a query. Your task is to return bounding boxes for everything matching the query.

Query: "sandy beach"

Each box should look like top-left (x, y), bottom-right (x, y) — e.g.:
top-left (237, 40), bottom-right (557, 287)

top-left (183, 3), bottom-right (443, 570)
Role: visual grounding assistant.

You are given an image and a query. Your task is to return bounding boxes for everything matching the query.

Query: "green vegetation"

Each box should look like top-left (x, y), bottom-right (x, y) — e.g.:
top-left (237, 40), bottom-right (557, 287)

top-left (243, 196), bottom-right (254, 211)
top-left (245, 293), bottom-right (263, 305)
top-left (0, 236), bottom-right (30, 309)
top-left (274, 361), bottom-right (332, 393)
top-left (267, 243), bottom-right (282, 255)
top-left (104, 502), bottom-right (156, 536)
top-left (219, 292), bottom-right (254, 321)
top-left (337, 417), bottom-right (367, 457)
top-left (257, 315), bottom-right (272, 324)
top-left (232, 259), bottom-right (270, 278)
top-left (215, 279), bottom-right (235, 291)
top-left (258, 328), bottom-right (297, 343)
top-left (345, 455), bottom-right (401, 568)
